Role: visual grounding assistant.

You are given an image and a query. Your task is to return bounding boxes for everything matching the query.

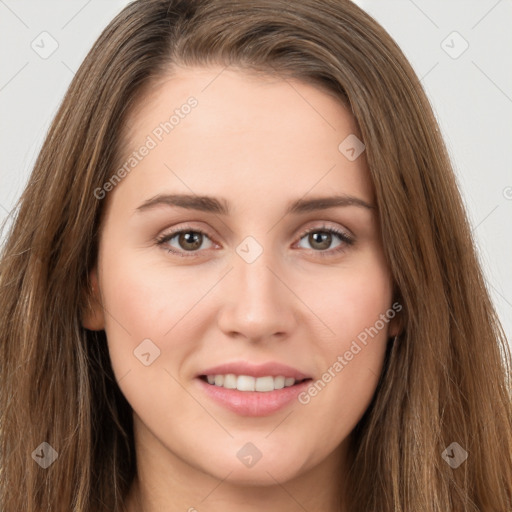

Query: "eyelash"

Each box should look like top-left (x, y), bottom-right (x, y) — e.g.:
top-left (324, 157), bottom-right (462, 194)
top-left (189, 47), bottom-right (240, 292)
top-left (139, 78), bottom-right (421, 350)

top-left (155, 223), bottom-right (354, 259)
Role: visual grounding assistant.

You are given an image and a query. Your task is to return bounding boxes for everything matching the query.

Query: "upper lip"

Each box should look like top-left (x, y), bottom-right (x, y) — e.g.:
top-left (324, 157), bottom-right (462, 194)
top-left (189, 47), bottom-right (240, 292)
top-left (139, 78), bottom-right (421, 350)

top-left (198, 361), bottom-right (312, 380)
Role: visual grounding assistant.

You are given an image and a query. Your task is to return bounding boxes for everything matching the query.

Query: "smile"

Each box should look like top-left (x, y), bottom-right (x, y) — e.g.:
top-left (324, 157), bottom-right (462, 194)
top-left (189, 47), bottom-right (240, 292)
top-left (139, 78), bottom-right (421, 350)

top-left (196, 375), bottom-right (313, 417)
top-left (200, 374), bottom-right (311, 392)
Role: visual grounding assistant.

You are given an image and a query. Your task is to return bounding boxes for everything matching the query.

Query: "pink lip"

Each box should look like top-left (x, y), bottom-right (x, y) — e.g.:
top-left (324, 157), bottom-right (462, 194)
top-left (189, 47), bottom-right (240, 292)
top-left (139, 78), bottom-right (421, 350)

top-left (195, 377), bottom-right (312, 417)
top-left (197, 361), bottom-right (311, 380)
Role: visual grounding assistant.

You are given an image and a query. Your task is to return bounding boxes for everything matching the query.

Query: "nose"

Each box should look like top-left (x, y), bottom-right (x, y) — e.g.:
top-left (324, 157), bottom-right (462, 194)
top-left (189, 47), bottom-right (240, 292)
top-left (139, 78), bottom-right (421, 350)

top-left (216, 247), bottom-right (297, 343)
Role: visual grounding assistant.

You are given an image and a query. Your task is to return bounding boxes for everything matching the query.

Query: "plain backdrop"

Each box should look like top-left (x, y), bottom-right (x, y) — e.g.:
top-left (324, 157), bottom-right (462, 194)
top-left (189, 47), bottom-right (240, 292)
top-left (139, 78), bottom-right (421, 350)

top-left (0, 0), bottom-right (511, 347)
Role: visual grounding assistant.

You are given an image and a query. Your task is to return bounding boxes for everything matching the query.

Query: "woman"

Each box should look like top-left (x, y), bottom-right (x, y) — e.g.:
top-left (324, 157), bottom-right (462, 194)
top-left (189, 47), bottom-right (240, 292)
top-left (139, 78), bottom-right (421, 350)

top-left (1, 0), bottom-right (511, 511)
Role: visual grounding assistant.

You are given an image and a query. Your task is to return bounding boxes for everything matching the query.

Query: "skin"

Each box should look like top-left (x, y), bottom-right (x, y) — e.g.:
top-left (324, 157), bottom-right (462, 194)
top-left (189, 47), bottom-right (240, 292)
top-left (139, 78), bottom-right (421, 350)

top-left (83, 65), bottom-right (399, 512)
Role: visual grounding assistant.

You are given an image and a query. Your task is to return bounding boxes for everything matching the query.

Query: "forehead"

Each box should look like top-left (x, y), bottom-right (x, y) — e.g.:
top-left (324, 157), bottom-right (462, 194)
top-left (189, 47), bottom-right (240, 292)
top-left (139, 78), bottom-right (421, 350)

top-left (121, 64), bottom-right (360, 153)
top-left (109, 65), bottom-right (373, 213)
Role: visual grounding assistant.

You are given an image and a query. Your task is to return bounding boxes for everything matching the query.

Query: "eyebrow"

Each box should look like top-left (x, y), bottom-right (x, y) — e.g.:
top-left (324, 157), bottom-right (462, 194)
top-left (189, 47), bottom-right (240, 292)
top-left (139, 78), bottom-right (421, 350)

top-left (135, 193), bottom-right (375, 216)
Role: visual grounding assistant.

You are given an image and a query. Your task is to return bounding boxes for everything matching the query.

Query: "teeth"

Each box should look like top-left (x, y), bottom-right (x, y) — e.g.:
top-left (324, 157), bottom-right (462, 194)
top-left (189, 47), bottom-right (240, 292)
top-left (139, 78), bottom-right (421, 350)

top-left (205, 374), bottom-right (299, 392)
top-left (237, 375), bottom-right (255, 391)
top-left (273, 376), bottom-right (285, 389)
top-left (223, 374), bottom-right (237, 389)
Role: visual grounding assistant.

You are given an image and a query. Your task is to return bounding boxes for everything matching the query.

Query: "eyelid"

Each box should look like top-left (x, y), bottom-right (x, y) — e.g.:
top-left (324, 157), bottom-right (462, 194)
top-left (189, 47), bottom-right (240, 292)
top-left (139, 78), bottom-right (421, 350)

top-left (294, 221), bottom-right (354, 244)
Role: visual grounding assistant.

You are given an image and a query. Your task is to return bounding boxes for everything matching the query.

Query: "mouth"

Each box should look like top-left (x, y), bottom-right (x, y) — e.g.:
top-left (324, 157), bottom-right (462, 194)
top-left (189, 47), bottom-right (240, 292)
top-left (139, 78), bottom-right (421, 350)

top-left (198, 374), bottom-right (313, 392)
top-left (196, 374), bottom-right (314, 416)
top-left (195, 361), bottom-right (314, 415)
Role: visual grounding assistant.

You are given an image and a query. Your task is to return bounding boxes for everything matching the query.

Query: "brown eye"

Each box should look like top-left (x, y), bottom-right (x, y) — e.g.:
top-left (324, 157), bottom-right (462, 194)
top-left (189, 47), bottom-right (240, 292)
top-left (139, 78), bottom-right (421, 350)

top-left (176, 231), bottom-right (203, 251)
top-left (156, 226), bottom-right (216, 257)
top-left (296, 226), bottom-right (354, 255)
top-left (306, 231), bottom-right (334, 251)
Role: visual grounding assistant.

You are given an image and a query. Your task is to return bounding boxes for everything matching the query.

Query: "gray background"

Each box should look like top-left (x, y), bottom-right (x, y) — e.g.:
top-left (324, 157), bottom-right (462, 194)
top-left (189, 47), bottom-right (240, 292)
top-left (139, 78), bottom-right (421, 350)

top-left (1, 0), bottom-right (511, 346)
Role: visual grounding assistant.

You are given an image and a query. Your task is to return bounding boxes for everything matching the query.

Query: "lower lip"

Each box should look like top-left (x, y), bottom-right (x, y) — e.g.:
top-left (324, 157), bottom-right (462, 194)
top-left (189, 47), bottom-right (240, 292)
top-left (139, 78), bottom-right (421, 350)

top-left (195, 377), bottom-right (312, 417)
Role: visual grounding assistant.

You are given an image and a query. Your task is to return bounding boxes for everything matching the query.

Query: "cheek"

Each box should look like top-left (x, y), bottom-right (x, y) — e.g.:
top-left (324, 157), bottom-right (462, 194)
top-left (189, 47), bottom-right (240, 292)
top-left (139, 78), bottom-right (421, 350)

top-left (99, 246), bottom-right (222, 376)
top-left (331, 259), bottom-right (392, 373)
top-left (335, 269), bottom-right (392, 342)
top-left (304, 252), bottom-right (393, 350)
top-left (104, 228), bottom-right (210, 322)
top-left (295, 251), bottom-right (393, 431)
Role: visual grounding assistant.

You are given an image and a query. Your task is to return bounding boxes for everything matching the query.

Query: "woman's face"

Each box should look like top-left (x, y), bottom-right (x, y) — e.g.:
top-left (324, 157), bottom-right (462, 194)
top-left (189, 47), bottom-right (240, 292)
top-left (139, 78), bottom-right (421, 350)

top-left (85, 66), bottom-right (398, 490)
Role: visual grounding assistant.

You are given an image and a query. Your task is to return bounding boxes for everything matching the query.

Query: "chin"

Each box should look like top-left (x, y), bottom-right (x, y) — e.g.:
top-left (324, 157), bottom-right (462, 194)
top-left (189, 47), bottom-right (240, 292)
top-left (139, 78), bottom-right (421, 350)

top-left (195, 444), bottom-right (311, 486)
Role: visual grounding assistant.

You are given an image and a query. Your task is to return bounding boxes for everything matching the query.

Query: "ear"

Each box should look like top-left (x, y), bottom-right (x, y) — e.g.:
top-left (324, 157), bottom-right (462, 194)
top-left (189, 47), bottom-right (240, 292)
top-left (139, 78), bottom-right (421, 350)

top-left (387, 301), bottom-right (404, 339)
top-left (388, 317), bottom-right (401, 339)
top-left (81, 266), bottom-right (105, 331)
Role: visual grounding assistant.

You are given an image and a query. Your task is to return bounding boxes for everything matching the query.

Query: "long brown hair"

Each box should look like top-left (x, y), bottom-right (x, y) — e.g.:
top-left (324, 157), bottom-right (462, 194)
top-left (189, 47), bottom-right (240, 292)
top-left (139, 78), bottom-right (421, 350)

top-left (1, 1), bottom-right (511, 510)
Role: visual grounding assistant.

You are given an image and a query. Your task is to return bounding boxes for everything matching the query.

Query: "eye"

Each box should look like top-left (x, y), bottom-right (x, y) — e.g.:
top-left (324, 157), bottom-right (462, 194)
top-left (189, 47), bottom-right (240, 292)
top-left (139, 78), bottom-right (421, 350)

top-left (155, 222), bottom-right (354, 258)
top-left (295, 224), bottom-right (354, 257)
top-left (155, 224), bottom-right (216, 258)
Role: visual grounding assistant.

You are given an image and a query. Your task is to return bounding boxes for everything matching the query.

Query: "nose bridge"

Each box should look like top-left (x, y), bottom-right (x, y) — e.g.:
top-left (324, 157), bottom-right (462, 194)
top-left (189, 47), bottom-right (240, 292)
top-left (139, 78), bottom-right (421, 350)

top-left (238, 250), bottom-right (277, 305)
top-left (217, 237), bottom-right (294, 340)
